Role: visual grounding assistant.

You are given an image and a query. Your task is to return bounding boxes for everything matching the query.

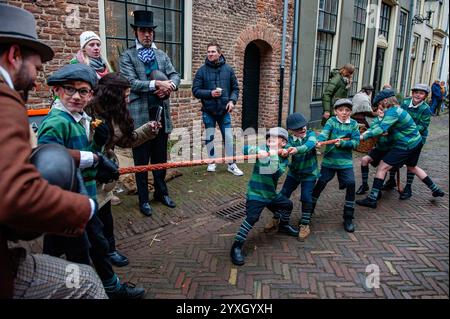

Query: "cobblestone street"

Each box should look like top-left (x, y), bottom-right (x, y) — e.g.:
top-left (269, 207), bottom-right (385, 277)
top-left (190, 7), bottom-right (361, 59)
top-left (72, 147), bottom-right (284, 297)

top-left (21, 114), bottom-right (449, 299)
top-left (107, 114), bottom-right (449, 299)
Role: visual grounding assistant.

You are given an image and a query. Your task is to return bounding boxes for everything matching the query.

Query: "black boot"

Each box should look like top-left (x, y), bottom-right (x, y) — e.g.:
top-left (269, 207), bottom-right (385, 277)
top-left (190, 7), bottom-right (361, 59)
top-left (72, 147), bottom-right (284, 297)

top-left (382, 178), bottom-right (397, 190)
top-left (432, 188), bottom-right (445, 197)
top-left (107, 282), bottom-right (145, 299)
top-left (108, 250), bottom-right (129, 267)
top-left (343, 208), bottom-right (355, 233)
top-left (230, 241), bottom-right (245, 266)
top-left (356, 197), bottom-right (377, 209)
top-left (356, 184), bottom-right (369, 195)
top-left (399, 185), bottom-right (412, 200)
top-left (278, 221), bottom-right (299, 237)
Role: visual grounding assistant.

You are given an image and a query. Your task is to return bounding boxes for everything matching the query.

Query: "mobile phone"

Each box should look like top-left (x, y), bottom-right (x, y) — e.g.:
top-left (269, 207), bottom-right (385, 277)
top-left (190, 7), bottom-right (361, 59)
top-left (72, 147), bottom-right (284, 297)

top-left (155, 106), bottom-right (163, 122)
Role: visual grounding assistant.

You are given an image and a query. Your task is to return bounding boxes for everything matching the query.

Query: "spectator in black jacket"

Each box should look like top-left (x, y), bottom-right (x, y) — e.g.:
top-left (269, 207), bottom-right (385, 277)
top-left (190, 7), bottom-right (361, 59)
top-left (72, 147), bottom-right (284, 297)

top-left (192, 41), bottom-right (243, 176)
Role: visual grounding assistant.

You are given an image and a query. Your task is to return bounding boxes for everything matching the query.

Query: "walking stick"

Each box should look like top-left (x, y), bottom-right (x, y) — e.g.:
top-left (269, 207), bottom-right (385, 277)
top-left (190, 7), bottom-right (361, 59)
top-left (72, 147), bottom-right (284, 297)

top-left (396, 168), bottom-right (403, 193)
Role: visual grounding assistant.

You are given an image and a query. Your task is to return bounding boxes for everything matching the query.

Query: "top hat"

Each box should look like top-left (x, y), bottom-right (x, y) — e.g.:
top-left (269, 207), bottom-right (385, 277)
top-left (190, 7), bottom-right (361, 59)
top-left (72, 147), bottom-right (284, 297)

top-left (0, 4), bottom-right (54, 62)
top-left (130, 10), bottom-right (158, 29)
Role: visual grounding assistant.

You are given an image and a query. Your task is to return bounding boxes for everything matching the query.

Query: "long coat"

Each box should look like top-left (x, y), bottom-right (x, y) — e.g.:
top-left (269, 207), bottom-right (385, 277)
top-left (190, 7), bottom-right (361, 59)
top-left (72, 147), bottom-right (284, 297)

top-left (0, 75), bottom-right (91, 298)
top-left (119, 46), bottom-right (181, 133)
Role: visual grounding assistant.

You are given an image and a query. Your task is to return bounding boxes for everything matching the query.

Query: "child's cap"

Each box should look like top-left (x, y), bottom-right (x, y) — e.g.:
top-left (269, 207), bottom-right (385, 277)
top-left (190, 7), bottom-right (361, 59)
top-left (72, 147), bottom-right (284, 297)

top-left (266, 127), bottom-right (289, 142)
top-left (286, 113), bottom-right (307, 130)
top-left (333, 98), bottom-right (353, 109)
top-left (411, 83), bottom-right (430, 94)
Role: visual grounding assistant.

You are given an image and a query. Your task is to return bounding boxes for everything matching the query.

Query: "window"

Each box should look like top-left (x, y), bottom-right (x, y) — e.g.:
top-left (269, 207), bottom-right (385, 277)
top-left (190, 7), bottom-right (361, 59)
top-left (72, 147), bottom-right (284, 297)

top-left (313, 0), bottom-right (339, 100)
top-left (104, 0), bottom-right (184, 75)
top-left (379, 3), bottom-right (391, 40)
top-left (390, 11), bottom-right (408, 90)
top-left (350, 0), bottom-right (368, 95)
top-left (420, 38), bottom-right (430, 82)
top-left (407, 35), bottom-right (420, 93)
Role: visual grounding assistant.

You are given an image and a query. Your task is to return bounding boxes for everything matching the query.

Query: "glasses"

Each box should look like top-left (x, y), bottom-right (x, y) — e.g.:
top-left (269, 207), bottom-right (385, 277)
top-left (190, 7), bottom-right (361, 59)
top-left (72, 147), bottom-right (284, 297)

top-left (62, 86), bottom-right (92, 98)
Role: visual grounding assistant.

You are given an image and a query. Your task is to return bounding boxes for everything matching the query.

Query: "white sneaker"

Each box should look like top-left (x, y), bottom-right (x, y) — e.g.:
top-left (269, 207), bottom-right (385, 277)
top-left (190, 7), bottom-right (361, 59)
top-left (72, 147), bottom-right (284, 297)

top-left (228, 163), bottom-right (244, 176)
top-left (207, 163), bottom-right (216, 172)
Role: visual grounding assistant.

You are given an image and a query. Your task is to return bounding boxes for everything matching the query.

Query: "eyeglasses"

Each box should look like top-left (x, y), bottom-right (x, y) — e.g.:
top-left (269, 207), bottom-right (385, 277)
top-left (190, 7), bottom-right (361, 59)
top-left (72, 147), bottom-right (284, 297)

top-left (62, 86), bottom-right (92, 98)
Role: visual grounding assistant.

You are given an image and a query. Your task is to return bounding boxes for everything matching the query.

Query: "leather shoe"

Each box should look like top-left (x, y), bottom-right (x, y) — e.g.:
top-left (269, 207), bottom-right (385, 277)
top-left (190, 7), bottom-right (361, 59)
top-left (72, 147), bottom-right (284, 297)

top-left (108, 251), bottom-right (129, 267)
top-left (139, 202), bottom-right (152, 216)
top-left (107, 282), bottom-right (145, 299)
top-left (343, 218), bottom-right (355, 232)
top-left (155, 195), bottom-right (176, 208)
top-left (382, 178), bottom-right (397, 190)
top-left (356, 197), bottom-right (377, 209)
top-left (278, 223), bottom-right (299, 237)
top-left (230, 241), bottom-right (245, 266)
top-left (356, 184), bottom-right (369, 195)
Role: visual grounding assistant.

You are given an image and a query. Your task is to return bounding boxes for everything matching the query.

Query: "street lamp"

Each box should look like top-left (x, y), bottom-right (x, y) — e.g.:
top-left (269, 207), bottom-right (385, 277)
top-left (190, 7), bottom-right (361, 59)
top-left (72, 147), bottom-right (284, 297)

top-left (412, 0), bottom-right (440, 25)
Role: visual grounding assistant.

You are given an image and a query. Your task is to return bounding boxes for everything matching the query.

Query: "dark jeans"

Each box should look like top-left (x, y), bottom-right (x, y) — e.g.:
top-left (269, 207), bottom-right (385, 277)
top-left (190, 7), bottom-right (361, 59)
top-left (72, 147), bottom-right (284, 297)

top-left (132, 107), bottom-right (169, 204)
top-left (245, 196), bottom-right (293, 226)
top-left (43, 215), bottom-right (115, 282)
top-left (281, 174), bottom-right (316, 203)
top-left (98, 201), bottom-right (116, 253)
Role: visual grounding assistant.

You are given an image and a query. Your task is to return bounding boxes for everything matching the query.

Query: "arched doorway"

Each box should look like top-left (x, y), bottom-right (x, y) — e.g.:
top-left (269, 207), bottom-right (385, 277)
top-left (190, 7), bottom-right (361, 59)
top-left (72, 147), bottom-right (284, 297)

top-left (242, 42), bottom-right (261, 131)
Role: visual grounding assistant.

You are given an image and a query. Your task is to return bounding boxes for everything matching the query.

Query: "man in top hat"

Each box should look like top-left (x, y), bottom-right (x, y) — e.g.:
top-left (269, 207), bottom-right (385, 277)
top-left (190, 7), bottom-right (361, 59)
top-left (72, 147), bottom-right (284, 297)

top-left (0, 3), bottom-right (107, 299)
top-left (120, 10), bottom-right (181, 217)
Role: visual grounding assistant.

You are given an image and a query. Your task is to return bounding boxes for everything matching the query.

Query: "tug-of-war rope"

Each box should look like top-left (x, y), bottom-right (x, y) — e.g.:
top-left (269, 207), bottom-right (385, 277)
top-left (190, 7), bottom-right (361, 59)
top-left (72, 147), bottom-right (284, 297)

top-left (118, 138), bottom-right (349, 175)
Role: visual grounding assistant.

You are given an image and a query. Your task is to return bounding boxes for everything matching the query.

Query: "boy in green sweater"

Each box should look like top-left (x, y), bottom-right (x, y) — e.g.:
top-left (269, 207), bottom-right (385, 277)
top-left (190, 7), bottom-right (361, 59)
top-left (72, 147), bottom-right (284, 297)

top-left (264, 113), bottom-right (319, 240)
top-left (313, 99), bottom-right (360, 233)
top-left (230, 127), bottom-right (298, 266)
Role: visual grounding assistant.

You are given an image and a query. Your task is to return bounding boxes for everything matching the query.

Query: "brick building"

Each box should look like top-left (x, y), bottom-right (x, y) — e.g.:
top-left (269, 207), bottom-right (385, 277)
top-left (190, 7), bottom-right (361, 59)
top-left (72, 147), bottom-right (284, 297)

top-left (4, 0), bottom-right (449, 130)
top-left (4, 0), bottom-right (295, 138)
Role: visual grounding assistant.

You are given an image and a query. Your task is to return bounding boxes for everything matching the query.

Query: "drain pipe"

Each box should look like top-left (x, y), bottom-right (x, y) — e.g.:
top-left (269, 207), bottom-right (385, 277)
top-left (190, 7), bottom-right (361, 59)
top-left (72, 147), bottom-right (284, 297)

top-left (278, 0), bottom-right (289, 126)
top-left (289, 0), bottom-right (300, 115)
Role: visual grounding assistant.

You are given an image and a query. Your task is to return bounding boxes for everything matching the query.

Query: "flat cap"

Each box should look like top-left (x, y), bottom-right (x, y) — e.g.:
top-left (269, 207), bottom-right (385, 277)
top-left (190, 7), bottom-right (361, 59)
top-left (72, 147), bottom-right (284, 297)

top-left (373, 88), bottom-right (396, 106)
top-left (286, 113), bottom-right (308, 130)
top-left (411, 83), bottom-right (430, 94)
top-left (333, 98), bottom-right (353, 109)
top-left (47, 63), bottom-right (98, 88)
top-left (266, 127), bottom-right (289, 142)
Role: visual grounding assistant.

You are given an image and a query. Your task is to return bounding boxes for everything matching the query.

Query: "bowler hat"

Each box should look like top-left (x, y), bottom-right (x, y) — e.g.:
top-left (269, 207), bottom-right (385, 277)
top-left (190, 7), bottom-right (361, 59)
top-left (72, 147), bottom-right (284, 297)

top-left (0, 4), bottom-right (54, 62)
top-left (372, 88), bottom-right (396, 106)
top-left (130, 10), bottom-right (158, 29)
top-left (362, 84), bottom-right (374, 91)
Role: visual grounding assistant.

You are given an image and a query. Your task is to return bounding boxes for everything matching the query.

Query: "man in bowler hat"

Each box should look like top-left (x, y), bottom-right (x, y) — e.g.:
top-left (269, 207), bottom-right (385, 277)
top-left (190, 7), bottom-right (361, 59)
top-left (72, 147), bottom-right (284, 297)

top-left (120, 10), bottom-right (181, 216)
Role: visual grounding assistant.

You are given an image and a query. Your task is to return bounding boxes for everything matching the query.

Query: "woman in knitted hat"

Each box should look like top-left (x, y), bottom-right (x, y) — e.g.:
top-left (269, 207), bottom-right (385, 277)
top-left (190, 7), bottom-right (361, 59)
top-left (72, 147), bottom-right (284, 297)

top-left (70, 31), bottom-right (111, 78)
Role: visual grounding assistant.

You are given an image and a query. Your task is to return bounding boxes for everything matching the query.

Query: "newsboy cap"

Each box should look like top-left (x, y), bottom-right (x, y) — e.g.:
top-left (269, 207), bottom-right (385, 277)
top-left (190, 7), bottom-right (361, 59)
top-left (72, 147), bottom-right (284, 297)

top-left (266, 127), bottom-right (289, 142)
top-left (333, 98), bottom-right (353, 109)
top-left (411, 83), bottom-right (430, 94)
top-left (372, 88), bottom-right (396, 106)
top-left (286, 113), bottom-right (308, 130)
top-left (47, 64), bottom-right (98, 88)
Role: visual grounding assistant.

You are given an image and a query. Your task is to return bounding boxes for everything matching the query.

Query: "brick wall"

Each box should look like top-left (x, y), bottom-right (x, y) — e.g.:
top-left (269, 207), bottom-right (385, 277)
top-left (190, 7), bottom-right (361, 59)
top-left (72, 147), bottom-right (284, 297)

top-left (8, 0), bottom-right (295, 134)
top-left (6, 0), bottom-right (100, 108)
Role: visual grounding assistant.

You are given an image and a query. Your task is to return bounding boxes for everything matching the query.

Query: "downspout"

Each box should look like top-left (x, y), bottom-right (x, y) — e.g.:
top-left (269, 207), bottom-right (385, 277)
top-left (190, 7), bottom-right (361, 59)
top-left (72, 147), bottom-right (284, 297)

top-left (400, 0), bottom-right (415, 96)
top-left (278, 0), bottom-right (289, 126)
top-left (289, 0), bottom-right (300, 115)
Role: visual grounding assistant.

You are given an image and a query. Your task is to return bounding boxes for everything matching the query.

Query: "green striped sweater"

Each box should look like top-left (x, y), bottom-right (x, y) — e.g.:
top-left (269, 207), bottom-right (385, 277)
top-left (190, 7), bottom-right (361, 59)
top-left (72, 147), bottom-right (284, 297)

top-left (286, 131), bottom-right (319, 181)
top-left (400, 98), bottom-right (431, 144)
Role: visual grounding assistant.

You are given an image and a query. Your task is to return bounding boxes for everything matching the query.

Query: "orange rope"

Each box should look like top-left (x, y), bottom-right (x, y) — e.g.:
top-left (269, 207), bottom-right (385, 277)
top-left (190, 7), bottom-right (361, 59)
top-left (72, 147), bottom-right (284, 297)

top-left (118, 138), bottom-right (352, 175)
top-left (316, 137), bottom-right (350, 147)
top-left (119, 153), bottom-right (274, 175)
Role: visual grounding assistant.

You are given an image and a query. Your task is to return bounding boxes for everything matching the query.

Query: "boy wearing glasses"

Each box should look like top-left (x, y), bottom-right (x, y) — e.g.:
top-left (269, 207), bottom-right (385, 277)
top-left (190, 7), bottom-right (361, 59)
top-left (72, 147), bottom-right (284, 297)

top-left (37, 63), bottom-right (146, 299)
top-left (264, 113), bottom-right (319, 240)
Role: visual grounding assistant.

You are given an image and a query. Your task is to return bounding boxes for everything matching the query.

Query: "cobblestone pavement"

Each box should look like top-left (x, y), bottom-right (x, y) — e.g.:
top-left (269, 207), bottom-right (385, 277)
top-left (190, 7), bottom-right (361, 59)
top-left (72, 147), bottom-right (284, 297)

top-left (21, 113), bottom-right (449, 299)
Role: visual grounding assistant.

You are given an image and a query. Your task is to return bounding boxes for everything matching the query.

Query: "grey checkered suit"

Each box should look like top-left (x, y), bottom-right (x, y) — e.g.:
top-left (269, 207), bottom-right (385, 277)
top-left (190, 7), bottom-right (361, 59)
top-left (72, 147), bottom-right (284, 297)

top-left (119, 46), bottom-right (181, 134)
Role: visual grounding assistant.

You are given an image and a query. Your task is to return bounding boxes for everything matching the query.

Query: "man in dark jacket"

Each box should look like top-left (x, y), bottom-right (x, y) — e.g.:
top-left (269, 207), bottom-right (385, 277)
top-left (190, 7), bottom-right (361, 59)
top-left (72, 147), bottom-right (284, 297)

top-left (192, 41), bottom-right (243, 176)
top-left (430, 80), bottom-right (443, 116)
top-left (321, 63), bottom-right (355, 126)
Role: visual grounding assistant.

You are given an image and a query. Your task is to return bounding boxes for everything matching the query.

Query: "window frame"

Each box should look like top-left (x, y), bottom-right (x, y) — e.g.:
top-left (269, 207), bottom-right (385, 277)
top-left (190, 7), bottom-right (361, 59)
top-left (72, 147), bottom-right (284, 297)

top-left (349, 0), bottom-right (368, 96)
top-left (102, 0), bottom-right (186, 78)
top-left (313, 0), bottom-right (339, 101)
top-left (379, 3), bottom-right (391, 41)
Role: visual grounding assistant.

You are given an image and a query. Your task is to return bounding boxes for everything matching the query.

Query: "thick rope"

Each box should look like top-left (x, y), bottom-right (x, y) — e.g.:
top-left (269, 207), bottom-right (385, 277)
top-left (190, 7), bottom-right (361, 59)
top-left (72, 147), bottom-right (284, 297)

top-left (118, 138), bottom-right (351, 175)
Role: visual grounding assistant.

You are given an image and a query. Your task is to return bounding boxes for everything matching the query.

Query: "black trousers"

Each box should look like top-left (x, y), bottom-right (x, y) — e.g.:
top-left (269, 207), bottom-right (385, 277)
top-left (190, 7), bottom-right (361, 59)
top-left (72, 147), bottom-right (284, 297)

top-left (132, 107), bottom-right (169, 205)
top-left (43, 215), bottom-right (115, 282)
top-left (98, 201), bottom-right (116, 253)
